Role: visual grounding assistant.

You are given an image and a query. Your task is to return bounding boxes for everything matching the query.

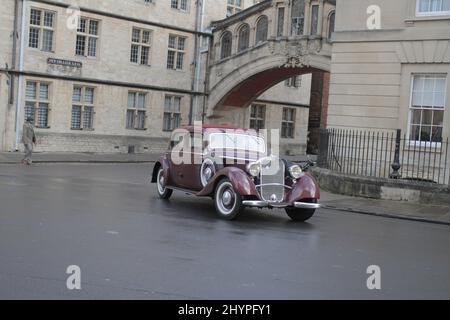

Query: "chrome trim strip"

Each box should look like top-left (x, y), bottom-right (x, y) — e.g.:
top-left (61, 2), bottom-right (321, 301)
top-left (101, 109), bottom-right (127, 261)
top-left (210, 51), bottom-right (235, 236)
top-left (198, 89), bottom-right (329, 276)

top-left (294, 202), bottom-right (321, 209)
top-left (242, 201), bottom-right (271, 208)
top-left (242, 201), bottom-right (321, 210)
top-left (255, 183), bottom-right (292, 189)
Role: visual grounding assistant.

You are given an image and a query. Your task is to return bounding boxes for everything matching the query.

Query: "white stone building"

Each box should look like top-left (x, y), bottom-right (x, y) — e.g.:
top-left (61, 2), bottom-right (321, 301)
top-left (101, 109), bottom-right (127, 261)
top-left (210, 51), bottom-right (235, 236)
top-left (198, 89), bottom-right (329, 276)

top-left (0, 0), bottom-right (312, 155)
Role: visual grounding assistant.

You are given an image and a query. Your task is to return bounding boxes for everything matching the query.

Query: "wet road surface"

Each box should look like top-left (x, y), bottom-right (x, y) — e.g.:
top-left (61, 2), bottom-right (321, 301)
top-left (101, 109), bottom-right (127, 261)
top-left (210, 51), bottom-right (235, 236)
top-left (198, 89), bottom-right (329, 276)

top-left (0, 163), bottom-right (449, 299)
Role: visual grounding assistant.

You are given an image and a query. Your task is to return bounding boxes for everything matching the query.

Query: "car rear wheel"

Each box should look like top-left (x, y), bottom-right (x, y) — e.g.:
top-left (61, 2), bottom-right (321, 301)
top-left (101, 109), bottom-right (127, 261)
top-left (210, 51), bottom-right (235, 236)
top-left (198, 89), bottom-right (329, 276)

top-left (285, 199), bottom-right (317, 222)
top-left (156, 168), bottom-right (173, 199)
top-left (214, 178), bottom-right (243, 220)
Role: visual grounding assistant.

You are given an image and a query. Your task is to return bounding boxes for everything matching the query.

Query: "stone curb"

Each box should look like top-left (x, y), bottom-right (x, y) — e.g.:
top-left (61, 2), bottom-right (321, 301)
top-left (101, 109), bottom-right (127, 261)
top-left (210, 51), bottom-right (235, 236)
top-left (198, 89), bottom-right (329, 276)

top-left (321, 204), bottom-right (450, 226)
top-left (311, 167), bottom-right (450, 206)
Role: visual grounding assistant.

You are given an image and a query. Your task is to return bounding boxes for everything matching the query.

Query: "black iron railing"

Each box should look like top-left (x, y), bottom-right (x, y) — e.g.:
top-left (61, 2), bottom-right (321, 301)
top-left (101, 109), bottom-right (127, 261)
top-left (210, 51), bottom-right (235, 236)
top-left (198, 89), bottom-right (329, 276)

top-left (318, 129), bottom-right (450, 186)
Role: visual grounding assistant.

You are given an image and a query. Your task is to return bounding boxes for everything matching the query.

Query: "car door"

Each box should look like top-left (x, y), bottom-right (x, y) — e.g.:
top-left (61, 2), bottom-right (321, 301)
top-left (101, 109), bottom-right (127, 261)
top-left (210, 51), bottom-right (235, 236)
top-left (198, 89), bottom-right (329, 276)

top-left (168, 130), bottom-right (188, 188)
top-left (168, 130), bottom-right (203, 190)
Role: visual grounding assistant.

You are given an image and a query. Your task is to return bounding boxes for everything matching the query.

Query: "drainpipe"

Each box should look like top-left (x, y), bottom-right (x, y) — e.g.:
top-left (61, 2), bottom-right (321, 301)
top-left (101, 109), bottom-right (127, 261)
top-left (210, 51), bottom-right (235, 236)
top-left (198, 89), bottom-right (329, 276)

top-left (10, 0), bottom-right (19, 105)
top-left (189, 0), bottom-right (204, 125)
top-left (202, 30), bottom-right (212, 122)
top-left (14, 0), bottom-right (26, 151)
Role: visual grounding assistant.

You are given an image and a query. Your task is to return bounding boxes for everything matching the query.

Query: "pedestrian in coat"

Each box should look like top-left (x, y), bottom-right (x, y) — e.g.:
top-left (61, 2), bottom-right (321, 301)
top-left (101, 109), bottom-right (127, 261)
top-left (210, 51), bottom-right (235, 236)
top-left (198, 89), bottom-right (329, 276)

top-left (22, 116), bottom-right (36, 165)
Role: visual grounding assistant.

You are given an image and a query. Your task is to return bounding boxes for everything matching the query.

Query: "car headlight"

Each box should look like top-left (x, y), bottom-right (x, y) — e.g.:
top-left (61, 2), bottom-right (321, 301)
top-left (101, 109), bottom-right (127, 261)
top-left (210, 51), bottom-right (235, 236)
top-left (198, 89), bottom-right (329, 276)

top-left (289, 165), bottom-right (303, 179)
top-left (247, 162), bottom-right (261, 177)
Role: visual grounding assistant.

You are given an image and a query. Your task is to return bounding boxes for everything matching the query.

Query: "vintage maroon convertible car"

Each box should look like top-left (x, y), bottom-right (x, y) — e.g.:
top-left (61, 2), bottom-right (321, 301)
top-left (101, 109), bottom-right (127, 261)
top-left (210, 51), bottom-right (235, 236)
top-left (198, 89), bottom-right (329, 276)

top-left (151, 124), bottom-right (320, 221)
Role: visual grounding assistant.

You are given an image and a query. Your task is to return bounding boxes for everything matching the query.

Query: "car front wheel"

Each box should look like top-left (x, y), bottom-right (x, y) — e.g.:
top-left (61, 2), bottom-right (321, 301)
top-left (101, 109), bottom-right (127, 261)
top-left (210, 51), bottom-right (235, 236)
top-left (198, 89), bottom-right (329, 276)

top-left (214, 178), bottom-right (243, 220)
top-left (156, 168), bottom-right (173, 199)
top-left (285, 199), bottom-right (317, 222)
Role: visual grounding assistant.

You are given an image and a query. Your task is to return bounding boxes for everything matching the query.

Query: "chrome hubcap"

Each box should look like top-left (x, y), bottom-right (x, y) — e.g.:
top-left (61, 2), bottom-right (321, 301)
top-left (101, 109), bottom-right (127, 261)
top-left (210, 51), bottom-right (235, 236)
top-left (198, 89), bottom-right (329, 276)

top-left (222, 190), bottom-right (232, 206)
top-left (216, 182), bottom-right (236, 215)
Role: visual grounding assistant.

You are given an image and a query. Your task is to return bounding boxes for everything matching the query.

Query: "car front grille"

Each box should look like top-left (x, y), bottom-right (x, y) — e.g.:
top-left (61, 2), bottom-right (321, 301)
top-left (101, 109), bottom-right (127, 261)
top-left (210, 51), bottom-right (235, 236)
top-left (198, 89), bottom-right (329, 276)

top-left (259, 158), bottom-right (285, 203)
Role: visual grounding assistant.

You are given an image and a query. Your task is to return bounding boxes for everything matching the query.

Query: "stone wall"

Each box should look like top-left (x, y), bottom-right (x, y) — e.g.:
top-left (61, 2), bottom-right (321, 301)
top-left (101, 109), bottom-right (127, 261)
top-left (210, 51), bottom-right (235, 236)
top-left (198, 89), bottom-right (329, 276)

top-left (32, 132), bottom-right (169, 154)
top-left (312, 167), bottom-right (450, 205)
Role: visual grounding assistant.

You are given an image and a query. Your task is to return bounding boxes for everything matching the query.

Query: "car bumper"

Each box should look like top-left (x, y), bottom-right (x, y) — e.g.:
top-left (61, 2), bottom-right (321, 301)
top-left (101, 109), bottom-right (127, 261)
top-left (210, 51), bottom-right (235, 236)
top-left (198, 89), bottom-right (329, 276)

top-left (242, 201), bottom-right (320, 209)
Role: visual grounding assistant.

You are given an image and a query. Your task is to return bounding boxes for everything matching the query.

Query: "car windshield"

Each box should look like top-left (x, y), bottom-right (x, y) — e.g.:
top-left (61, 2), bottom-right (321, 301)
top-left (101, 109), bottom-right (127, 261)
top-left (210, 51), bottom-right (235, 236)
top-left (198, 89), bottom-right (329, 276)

top-left (209, 132), bottom-right (266, 153)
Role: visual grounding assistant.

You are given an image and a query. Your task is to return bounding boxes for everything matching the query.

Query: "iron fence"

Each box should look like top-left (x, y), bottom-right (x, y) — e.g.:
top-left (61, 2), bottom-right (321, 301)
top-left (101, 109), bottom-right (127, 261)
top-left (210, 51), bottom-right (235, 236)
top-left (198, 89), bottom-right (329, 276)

top-left (318, 128), bottom-right (450, 186)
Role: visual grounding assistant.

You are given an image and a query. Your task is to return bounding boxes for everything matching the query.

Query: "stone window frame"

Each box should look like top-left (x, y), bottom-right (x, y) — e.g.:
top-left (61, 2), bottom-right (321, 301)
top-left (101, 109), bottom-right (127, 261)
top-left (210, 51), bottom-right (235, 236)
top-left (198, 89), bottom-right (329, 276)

top-left (130, 27), bottom-right (153, 66)
top-left (167, 34), bottom-right (186, 70)
top-left (28, 7), bottom-right (56, 52)
top-left (237, 23), bottom-right (250, 53)
top-left (249, 104), bottom-right (266, 130)
top-left (171, 0), bottom-right (189, 12)
top-left (163, 95), bottom-right (182, 132)
top-left (281, 107), bottom-right (296, 139)
top-left (75, 17), bottom-right (100, 58)
top-left (71, 85), bottom-right (96, 131)
top-left (255, 15), bottom-right (269, 45)
top-left (407, 74), bottom-right (448, 146)
top-left (291, 0), bottom-right (306, 36)
top-left (126, 91), bottom-right (148, 130)
top-left (310, 4), bottom-right (320, 36)
top-left (416, 0), bottom-right (450, 17)
top-left (220, 31), bottom-right (233, 60)
top-left (327, 10), bottom-right (335, 40)
top-left (24, 80), bottom-right (51, 129)
top-left (276, 6), bottom-right (285, 37)
top-left (227, 0), bottom-right (243, 17)
top-left (285, 76), bottom-right (302, 88)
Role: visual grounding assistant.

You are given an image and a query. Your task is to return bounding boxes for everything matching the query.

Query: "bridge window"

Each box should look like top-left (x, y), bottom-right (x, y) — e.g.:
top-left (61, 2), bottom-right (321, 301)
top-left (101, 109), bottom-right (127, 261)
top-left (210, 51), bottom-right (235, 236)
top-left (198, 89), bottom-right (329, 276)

top-left (255, 16), bottom-right (269, 45)
top-left (227, 0), bottom-right (243, 17)
top-left (328, 11), bottom-right (335, 40)
top-left (250, 104), bottom-right (266, 130)
top-left (291, 0), bottom-right (305, 36)
top-left (277, 7), bottom-right (285, 37)
top-left (281, 108), bottom-right (296, 139)
top-left (220, 32), bottom-right (232, 59)
top-left (238, 24), bottom-right (250, 52)
top-left (310, 5), bottom-right (319, 35)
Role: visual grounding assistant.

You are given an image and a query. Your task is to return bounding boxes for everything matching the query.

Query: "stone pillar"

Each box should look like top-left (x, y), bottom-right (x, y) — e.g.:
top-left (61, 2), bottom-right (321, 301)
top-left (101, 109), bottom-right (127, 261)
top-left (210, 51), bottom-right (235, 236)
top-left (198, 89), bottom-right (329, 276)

top-left (307, 71), bottom-right (330, 155)
top-left (317, 0), bottom-right (324, 36)
top-left (284, 1), bottom-right (290, 38)
top-left (304, 0), bottom-right (311, 36)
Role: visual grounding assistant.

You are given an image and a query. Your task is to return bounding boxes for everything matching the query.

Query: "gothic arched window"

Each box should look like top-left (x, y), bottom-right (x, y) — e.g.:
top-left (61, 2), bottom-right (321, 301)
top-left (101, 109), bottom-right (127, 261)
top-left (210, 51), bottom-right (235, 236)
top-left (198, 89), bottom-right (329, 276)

top-left (220, 31), bottom-right (232, 59)
top-left (255, 16), bottom-right (269, 44)
top-left (238, 24), bottom-right (250, 52)
top-left (328, 11), bottom-right (335, 40)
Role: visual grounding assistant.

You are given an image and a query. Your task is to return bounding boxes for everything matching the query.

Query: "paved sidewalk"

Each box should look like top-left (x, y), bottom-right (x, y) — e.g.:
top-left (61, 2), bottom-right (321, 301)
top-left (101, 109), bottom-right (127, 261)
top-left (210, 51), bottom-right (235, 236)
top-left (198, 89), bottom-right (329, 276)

top-left (320, 191), bottom-right (450, 225)
top-left (1, 151), bottom-right (449, 225)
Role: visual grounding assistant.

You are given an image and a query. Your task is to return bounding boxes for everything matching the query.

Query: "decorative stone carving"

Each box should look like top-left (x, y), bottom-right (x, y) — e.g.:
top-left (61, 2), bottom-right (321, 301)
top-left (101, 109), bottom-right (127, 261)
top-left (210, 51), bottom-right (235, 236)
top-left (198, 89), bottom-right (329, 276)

top-left (283, 39), bottom-right (311, 68)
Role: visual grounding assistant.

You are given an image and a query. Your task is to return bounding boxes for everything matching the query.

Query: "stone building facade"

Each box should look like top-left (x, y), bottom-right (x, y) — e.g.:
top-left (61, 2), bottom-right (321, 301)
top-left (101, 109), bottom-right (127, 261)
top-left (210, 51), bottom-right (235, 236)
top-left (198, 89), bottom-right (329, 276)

top-left (326, 0), bottom-right (450, 183)
top-left (0, 0), bottom-right (313, 155)
top-left (205, 0), bottom-right (336, 155)
top-left (329, 0), bottom-right (450, 139)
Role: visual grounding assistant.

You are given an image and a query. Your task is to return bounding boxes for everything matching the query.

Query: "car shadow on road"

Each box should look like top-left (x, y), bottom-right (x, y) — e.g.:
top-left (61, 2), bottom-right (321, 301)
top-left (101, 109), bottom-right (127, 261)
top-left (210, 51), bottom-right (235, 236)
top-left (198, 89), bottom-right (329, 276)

top-left (150, 195), bottom-right (316, 232)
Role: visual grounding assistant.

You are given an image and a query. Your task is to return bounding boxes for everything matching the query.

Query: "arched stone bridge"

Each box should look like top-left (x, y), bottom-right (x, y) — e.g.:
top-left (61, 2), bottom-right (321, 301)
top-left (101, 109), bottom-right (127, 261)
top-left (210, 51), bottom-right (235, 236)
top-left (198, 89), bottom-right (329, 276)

top-left (206, 0), bottom-right (335, 119)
